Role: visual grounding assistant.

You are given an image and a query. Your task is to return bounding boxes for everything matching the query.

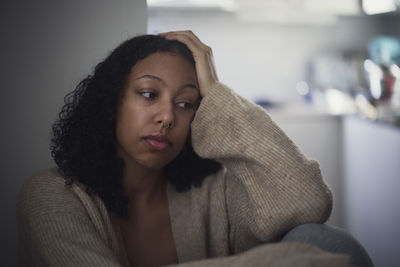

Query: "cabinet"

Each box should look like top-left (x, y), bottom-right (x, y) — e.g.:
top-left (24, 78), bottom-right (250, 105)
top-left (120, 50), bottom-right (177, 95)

top-left (343, 116), bottom-right (400, 267)
top-left (270, 107), bottom-right (400, 267)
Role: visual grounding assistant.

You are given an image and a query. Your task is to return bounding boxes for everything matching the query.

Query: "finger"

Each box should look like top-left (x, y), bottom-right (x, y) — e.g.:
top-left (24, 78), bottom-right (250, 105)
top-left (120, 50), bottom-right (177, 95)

top-left (166, 30), bottom-right (206, 49)
top-left (162, 32), bottom-right (202, 51)
top-left (161, 31), bottom-right (211, 53)
top-left (163, 34), bottom-right (206, 61)
top-left (159, 30), bottom-right (199, 42)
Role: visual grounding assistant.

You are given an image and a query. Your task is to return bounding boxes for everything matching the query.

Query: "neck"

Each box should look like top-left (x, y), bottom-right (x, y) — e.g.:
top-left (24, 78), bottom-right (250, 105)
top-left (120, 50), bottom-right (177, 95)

top-left (121, 160), bottom-right (166, 206)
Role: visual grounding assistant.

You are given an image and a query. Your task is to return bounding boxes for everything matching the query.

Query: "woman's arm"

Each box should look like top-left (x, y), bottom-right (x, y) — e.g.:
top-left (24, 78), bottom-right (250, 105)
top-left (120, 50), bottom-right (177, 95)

top-left (192, 81), bottom-right (332, 251)
top-left (17, 169), bottom-right (127, 267)
top-left (163, 31), bottom-right (332, 253)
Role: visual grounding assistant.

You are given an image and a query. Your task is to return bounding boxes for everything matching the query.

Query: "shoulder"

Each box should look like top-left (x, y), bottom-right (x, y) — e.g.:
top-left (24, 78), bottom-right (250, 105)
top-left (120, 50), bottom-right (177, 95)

top-left (21, 167), bottom-right (66, 191)
top-left (17, 167), bottom-right (90, 218)
top-left (19, 168), bottom-right (67, 202)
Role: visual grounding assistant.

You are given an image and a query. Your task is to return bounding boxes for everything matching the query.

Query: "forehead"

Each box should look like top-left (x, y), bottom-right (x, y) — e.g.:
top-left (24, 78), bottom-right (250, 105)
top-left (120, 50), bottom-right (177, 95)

top-left (130, 52), bottom-right (196, 78)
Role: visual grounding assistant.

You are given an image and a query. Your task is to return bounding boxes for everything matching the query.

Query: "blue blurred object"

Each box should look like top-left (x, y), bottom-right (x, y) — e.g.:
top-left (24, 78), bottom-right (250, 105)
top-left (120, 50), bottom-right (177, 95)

top-left (253, 98), bottom-right (280, 108)
top-left (367, 36), bottom-right (400, 65)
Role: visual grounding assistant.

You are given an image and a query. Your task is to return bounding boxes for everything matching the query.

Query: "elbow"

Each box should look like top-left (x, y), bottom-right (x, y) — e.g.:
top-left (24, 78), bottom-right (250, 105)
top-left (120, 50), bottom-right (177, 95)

top-left (303, 161), bottom-right (333, 223)
top-left (313, 184), bottom-right (333, 223)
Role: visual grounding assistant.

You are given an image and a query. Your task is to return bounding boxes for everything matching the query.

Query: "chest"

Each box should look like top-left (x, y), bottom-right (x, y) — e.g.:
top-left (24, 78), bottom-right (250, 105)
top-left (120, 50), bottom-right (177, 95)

top-left (119, 207), bottom-right (178, 267)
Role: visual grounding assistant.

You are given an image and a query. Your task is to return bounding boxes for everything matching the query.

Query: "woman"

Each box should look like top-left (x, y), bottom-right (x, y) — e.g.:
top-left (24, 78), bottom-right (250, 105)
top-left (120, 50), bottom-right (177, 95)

top-left (17, 31), bottom-right (369, 267)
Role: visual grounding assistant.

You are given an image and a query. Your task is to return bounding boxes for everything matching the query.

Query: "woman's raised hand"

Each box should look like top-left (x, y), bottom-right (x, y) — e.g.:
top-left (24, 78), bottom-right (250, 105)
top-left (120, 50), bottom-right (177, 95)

top-left (159, 31), bottom-right (218, 97)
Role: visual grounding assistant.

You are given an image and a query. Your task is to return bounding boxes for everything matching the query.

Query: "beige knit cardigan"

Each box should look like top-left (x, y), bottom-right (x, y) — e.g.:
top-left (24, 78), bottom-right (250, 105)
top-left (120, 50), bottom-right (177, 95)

top-left (17, 82), bottom-right (350, 266)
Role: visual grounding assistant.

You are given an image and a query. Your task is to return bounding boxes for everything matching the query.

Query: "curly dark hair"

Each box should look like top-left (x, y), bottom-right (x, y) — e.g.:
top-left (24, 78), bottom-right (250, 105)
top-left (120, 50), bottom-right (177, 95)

top-left (50, 35), bottom-right (222, 219)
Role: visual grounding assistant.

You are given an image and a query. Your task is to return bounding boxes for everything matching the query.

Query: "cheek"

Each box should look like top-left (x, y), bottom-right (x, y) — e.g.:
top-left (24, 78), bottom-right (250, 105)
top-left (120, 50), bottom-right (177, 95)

top-left (116, 106), bottom-right (143, 144)
top-left (174, 117), bottom-right (193, 149)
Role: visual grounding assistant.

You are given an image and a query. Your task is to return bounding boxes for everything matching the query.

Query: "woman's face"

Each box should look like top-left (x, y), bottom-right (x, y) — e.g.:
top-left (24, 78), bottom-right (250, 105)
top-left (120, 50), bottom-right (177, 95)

top-left (116, 52), bottom-right (199, 170)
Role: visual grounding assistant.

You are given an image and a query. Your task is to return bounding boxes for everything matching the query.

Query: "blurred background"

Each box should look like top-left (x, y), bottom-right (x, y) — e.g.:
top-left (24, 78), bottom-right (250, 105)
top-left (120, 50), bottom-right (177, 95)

top-left (1, 0), bottom-right (399, 266)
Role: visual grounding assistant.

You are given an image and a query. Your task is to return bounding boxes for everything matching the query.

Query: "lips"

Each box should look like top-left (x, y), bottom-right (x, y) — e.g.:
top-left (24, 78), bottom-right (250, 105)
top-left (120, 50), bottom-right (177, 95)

top-left (143, 134), bottom-right (172, 151)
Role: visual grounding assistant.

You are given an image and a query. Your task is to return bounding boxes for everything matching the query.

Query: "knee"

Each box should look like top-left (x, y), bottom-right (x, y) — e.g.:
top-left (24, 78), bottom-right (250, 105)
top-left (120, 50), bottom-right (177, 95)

top-left (281, 223), bottom-right (373, 267)
top-left (282, 223), bottom-right (346, 247)
top-left (281, 223), bottom-right (326, 242)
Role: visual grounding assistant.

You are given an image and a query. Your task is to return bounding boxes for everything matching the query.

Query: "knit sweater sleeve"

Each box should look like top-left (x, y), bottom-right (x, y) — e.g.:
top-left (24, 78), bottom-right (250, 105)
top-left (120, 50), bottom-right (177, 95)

top-left (191, 82), bottom-right (333, 252)
top-left (17, 169), bottom-right (127, 267)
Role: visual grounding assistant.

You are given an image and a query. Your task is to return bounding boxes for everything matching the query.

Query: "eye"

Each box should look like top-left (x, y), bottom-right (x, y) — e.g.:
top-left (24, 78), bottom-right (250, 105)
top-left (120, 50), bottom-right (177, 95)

top-left (177, 101), bottom-right (194, 109)
top-left (140, 91), bottom-right (157, 100)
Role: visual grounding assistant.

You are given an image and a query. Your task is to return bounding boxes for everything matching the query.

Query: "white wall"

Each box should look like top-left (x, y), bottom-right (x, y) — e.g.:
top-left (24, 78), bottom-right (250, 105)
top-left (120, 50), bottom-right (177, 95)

top-left (0, 1), bottom-right (147, 266)
top-left (148, 10), bottom-right (382, 102)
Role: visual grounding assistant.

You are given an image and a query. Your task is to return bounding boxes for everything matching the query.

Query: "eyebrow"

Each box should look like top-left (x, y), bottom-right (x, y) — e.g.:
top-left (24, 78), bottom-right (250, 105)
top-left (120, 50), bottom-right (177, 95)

top-left (135, 74), bottom-right (199, 92)
top-left (136, 74), bottom-right (167, 86)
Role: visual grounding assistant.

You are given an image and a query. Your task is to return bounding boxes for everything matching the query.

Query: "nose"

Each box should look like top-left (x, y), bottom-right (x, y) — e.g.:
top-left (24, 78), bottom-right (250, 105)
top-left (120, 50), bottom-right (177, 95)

top-left (156, 100), bottom-right (175, 129)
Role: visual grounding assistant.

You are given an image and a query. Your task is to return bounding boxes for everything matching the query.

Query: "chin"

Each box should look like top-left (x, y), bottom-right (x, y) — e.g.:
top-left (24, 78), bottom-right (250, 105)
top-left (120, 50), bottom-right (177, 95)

top-left (139, 157), bottom-right (175, 170)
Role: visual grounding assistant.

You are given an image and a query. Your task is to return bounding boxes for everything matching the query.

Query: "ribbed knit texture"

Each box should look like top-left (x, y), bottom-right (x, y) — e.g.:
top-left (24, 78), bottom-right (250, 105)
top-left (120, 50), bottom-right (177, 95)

top-left (17, 82), bottom-right (349, 266)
